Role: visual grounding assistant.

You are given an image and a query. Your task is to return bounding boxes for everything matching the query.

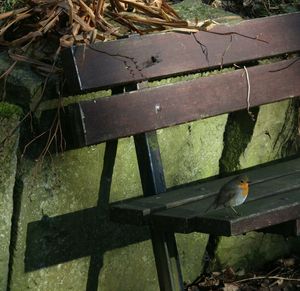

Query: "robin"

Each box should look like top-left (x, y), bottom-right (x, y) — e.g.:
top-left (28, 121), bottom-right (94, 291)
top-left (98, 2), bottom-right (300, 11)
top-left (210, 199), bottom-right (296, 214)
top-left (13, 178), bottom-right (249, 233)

top-left (205, 175), bottom-right (250, 215)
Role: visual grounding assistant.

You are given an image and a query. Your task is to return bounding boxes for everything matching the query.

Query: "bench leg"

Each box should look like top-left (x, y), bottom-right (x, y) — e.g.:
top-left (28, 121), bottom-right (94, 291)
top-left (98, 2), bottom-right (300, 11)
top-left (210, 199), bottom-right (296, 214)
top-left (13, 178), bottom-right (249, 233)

top-left (134, 132), bottom-right (184, 291)
top-left (151, 229), bottom-right (183, 291)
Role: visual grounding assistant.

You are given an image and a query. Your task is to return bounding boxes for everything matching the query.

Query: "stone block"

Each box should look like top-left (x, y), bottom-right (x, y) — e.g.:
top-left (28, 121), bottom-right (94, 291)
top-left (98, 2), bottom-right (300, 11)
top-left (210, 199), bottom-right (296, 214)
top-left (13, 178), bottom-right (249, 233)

top-left (0, 102), bottom-right (21, 290)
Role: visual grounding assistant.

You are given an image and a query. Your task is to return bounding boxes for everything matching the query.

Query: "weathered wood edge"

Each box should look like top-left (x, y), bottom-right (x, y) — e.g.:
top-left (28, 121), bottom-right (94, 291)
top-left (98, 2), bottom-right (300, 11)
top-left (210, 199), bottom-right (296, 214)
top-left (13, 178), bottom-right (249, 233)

top-left (62, 58), bottom-right (300, 148)
top-left (259, 219), bottom-right (300, 236)
top-left (62, 13), bottom-right (300, 93)
top-left (110, 157), bottom-right (300, 226)
top-left (152, 189), bottom-right (300, 236)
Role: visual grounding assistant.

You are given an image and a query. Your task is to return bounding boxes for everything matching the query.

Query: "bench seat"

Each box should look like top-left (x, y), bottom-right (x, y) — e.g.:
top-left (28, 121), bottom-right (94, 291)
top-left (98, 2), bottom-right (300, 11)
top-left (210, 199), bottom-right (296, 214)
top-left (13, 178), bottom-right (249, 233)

top-left (110, 157), bottom-right (300, 236)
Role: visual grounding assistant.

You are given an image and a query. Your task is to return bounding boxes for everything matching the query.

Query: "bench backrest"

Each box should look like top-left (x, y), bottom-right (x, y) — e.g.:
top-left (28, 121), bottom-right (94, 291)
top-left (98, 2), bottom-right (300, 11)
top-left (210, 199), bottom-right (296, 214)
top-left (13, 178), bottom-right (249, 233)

top-left (61, 13), bottom-right (300, 149)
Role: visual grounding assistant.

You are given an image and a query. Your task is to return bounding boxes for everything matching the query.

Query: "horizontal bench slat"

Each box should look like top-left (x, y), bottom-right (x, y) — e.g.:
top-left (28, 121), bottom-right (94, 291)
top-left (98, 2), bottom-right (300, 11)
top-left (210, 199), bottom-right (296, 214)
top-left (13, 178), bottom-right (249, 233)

top-left (260, 219), bottom-right (300, 236)
top-left (228, 191), bottom-right (300, 235)
top-left (110, 157), bottom-right (300, 225)
top-left (62, 13), bottom-right (300, 93)
top-left (67, 58), bottom-right (300, 146)
top-left (150, 173), bottom-right (300, 234)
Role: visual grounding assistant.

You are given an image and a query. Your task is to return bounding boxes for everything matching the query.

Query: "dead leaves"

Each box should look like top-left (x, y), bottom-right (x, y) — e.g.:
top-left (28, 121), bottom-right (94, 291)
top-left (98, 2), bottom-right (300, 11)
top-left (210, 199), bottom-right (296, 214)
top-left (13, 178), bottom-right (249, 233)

top-left (0, 0), bottom-right (202, 48)
top-left (185, 257), bottom-right (300, 291)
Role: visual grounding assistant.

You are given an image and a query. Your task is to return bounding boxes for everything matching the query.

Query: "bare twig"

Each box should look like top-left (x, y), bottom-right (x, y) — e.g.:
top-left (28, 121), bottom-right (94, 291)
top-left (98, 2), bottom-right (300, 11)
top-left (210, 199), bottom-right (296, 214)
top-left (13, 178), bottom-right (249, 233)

top-left (269, 57), bottom-right (300, 73)
top-left (192, 33), bottom-right (209, 64)
top-left (0, 7), bottom-right (30, 21)
top-left (0, 47), bottom-right (61, 150)
top-left (220, 34), bottom-right (232, 69)
top-left (0, 10), bottom-right (32, 37)
top-left (8, 51), bottom-right (61, 73)
top-left (0, 0), bottom-right (202, 48)
top-left (87, 43), bottom-right (145, 78)
top-left (0, 60), bottom-right (17, 80)
top-left (235, 275), bottom-right (300, 284)
top-left (203, 29), bottom-right (268, 44)
top-left (0, 60), bottom-right (17, 101)
top-left (21, 130), bottom-right (48, 158)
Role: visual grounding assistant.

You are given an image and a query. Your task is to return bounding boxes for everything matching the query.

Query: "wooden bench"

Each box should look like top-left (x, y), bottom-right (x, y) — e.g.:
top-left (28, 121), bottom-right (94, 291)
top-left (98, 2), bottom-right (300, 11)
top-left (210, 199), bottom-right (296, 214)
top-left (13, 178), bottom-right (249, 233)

top-left (58, 12), bottom-right (300, 291)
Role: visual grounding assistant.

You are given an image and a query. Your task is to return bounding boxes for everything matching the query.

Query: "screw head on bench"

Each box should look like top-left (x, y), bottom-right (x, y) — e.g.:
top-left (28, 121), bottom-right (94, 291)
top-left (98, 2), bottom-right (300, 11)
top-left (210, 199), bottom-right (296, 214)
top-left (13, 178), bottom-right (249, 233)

top-left (205, 175), bottom-right (249, 216)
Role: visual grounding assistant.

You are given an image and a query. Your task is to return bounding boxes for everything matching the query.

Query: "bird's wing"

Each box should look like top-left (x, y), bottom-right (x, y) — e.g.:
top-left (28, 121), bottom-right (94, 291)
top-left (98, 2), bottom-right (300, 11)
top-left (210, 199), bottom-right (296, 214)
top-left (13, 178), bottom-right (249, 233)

top-left (215, 188), bottom-right (236, 206)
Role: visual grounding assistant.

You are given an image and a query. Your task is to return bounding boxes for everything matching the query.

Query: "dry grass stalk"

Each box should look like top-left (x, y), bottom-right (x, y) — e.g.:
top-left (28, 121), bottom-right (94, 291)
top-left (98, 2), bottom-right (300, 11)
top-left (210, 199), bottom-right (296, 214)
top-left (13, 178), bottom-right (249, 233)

top-left (0, 0), bottom-right (203, 49)
top-left (0, 7), bottom-right (30, 20)
top-left (0, 0), bottom-right (210, 160)
top-left (8, 51), bottom-right (61, 73)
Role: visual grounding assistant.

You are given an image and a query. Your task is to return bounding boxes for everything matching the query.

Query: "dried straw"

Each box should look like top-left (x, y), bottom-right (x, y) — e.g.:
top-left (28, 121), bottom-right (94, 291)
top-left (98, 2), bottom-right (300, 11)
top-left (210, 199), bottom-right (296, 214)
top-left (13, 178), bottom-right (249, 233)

top-left (0, 0), bottom-right (202, 48)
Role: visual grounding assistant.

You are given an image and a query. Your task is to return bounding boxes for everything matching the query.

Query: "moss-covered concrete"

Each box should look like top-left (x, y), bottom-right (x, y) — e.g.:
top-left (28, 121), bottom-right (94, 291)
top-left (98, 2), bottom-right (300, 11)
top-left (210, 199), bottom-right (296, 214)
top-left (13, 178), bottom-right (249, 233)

top-left (0, 102), bottom-right (22, 118)
top-left (0, 52), bottom-right (46, 110)
top-left (216, 232), bottom-right (300, 272)
top-left (7, 97), bottom-right (300, 290)
top-left (216, 99), bottom-right (300, 270)
top-left (174, 0), bottom-right (242, 24)
top-left (9, 139), bottom-right (160, 290)
top-left (158, 115), bottom-right (228, 187)
top-left (240, 100), bottom-right (297, 168)
top-left (9, 147), bottom-right (103, 290)
top-left (0, 102), bottom-right (21, 291)
top-left (4, 2), bottom-right (300, 291)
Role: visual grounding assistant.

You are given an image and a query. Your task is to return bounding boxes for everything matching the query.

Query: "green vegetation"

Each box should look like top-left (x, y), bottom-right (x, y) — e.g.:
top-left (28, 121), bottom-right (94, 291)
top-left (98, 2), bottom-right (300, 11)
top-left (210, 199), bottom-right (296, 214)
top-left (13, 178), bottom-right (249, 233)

top-left (0, 102), bottom-right (22, 118)
top-left (0, 0), bottom-right (18, 12)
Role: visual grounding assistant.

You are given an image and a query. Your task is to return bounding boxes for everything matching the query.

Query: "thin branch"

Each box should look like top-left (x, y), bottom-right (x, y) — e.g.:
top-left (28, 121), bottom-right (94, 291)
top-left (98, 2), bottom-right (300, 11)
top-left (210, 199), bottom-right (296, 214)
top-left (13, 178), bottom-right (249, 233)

top-left (0, 46), bottom-right (61, 149)
top-left (203, 29), bottom-right (268, 44)
top-left (0, 7), bottom-right (30, 21)
top-left (235, 275), bottom-right (300, 284)
top-left (220, 34), bottom-right (232, 69)
top-left (0, 60), bottom-right (17, 80)
top-left (1, 73), bottom-right (8, 100)
top-left (269, 57), bottom-right (300, 73)
top-left (192, 33), bottom-right (209, 64)
top-left (87, 44), bottom-right (145, 78)
top-left (21, 130), bottom-right (48, 158)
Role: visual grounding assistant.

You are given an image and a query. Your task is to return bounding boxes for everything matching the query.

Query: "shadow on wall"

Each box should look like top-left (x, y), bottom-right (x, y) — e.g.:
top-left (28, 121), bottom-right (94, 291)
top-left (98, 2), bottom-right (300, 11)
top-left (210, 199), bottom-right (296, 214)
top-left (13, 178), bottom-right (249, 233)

top-left (25, 208), bottom-right (150, 269)
top-left (25, 141), bottom-right (150, 291)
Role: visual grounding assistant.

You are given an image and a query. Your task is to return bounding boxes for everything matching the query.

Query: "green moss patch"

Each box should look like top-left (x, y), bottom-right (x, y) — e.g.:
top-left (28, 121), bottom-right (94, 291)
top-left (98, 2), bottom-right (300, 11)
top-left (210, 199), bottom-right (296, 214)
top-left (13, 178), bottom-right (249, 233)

top-left (0, 102), bottom-right (22, 119)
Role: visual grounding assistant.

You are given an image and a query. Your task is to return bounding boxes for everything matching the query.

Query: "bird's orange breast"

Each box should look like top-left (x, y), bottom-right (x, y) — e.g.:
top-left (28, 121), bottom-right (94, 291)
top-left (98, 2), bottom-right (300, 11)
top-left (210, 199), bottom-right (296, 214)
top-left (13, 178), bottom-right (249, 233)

top-left (239, 182), bottom-right (249, 197)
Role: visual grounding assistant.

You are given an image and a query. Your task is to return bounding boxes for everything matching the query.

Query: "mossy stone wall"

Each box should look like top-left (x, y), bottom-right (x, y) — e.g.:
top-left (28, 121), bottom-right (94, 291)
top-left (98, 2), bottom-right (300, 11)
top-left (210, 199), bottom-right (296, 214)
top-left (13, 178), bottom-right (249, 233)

top-left (6, 99), bottom-right (300, 291)
top-left (1, 2), bottom-right (300, 290)
top-left (0, 103), bottom-right (21, 291)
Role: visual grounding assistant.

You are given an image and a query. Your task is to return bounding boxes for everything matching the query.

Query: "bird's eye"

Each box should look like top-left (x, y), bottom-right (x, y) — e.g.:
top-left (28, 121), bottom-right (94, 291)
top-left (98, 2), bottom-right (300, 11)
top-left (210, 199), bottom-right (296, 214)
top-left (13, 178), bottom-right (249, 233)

top-left (240, 180), bottom-right (244, 183)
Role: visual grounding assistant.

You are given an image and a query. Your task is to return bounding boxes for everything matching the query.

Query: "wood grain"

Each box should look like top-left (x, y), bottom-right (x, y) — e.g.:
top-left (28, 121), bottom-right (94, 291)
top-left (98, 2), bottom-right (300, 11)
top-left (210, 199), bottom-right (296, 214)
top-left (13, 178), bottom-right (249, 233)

top-left (62, 13), bottom-right (300, 93)
top-left (66, 58), bottom-right (300, 146)
top-left (110, 157), bottom-right (300, 233)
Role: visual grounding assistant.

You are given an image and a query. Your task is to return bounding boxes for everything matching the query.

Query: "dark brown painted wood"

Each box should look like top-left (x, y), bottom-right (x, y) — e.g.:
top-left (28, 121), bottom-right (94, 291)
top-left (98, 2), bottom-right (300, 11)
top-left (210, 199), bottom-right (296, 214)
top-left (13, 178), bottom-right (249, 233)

top-left (151, 185), bottom-right (300, 236)
top-left (62, 13), bottom-right (300, 93)
top-left (60, 13), bottom-right (300, 238)
top-left (134, 132), bottom-right (184, 290)
top-left (110, 157), bottom-right (300, 226)
top-left (260, 219), bottom-right (300, 236)
top-left (227, 190), bottom-right (300, 235)
top-left (67, 58), bottom-right (300, 146)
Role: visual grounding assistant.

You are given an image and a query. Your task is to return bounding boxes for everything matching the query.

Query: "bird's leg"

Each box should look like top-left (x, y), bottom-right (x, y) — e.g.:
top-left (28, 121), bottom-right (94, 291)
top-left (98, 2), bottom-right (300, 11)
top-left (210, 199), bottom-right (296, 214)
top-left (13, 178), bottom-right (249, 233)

top-left (230, 206), bottom-right (240, 216)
